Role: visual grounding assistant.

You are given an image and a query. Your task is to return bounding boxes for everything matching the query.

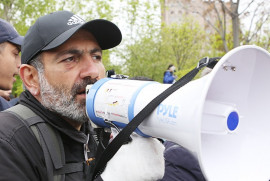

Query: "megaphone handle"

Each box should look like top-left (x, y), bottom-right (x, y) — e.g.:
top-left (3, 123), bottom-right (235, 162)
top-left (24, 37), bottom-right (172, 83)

top-left (92, 57), bottom-right (219, 179)
top-left (104, 119), bottom-right (132, 144)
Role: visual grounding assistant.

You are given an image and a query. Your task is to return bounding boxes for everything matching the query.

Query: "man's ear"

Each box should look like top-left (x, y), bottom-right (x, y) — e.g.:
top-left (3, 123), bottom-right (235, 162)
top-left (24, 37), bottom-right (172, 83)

top-left (20, 64), bottom-right (40, 96)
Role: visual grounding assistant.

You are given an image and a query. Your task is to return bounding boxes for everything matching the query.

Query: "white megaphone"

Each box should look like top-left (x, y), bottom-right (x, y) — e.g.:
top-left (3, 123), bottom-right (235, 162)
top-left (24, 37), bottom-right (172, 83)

top-left (86, 45), bottom-right (270, 181)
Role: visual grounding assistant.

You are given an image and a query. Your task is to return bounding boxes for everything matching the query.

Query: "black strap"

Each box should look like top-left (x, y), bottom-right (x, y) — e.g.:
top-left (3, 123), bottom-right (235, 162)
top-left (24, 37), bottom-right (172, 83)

top-left (5, 104), bottom-right (84, 181)
top-left (5, 105), bottom-right (63, 181)
top-left (55, 162), bottom-right (84, 175)
top-left (92, 57), bottom-right (220, 178)
top-left (36, 122), bottom-right (64, 169)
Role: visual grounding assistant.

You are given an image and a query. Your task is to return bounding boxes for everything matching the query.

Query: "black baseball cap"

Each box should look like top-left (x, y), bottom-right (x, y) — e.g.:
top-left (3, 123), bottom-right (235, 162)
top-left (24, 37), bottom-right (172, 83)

top-left (0, 18), bottom-right (24, 46)
top-left (22, 10), bottom-right (122, 64)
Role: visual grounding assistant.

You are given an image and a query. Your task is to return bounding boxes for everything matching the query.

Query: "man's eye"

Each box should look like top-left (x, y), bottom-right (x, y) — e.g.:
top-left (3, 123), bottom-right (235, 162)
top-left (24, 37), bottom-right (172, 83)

top-left (13, 51), bottom-right (19, 56)
top-left (92, 55), bottom-right (102, 61)
top-left (63, 57), bottom-right (75, 62)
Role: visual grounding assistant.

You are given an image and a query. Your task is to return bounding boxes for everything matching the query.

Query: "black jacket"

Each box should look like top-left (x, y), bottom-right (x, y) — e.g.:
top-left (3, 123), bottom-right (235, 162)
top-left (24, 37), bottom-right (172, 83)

top-left (0, 91), bottom-right (98, 180)
top-left (159, 141), bottom-right (206, 181)
top-left (0, 96), bottom-right (18, 111)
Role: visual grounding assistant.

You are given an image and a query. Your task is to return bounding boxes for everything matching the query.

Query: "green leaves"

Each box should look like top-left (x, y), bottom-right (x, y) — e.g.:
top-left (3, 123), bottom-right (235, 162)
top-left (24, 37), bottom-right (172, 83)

top-left (122, 16), bottom-right (206, 82)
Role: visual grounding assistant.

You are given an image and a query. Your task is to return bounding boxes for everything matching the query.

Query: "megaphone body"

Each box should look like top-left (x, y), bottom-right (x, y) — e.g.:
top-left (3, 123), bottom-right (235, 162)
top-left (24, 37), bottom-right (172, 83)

top-left (86, 45), bottom-right (270, 181)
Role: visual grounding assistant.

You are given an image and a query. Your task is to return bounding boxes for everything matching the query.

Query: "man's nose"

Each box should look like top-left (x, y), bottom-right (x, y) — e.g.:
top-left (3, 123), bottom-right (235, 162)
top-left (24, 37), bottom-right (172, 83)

top-left (17, 56), bottom-right (21, 70)
top-left (80, 56), bottom-right (101, 79)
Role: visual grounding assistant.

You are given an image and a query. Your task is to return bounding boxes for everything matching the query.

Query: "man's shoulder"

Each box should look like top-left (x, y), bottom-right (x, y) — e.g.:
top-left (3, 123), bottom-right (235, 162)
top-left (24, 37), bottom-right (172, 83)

top-left (164, 71), bottom-right (171, 75)
top-left (0, 109), bottom-right (46, 181)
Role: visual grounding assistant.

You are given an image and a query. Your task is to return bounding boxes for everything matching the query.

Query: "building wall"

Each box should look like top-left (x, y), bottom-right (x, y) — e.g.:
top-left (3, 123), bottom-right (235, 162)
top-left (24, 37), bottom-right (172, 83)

top-left (162, 0), bottom-right (231, 33)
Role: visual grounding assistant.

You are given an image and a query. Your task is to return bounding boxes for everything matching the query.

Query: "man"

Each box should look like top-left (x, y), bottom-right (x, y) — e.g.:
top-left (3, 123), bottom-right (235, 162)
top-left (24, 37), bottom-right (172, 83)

top-left (0, 10), bottom-right (121, 180)
top-left (0, 19), bottom-right (23, 110)
top-left (163, 64), bottom-right (176, 84)
top-left (0, 11), bottom-right (164, 181)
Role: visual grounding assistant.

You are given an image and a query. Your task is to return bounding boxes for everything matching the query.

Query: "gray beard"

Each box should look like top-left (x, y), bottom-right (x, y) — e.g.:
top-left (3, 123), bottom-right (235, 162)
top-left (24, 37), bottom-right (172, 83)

top-left (39, 73), bottom-right (96, 124)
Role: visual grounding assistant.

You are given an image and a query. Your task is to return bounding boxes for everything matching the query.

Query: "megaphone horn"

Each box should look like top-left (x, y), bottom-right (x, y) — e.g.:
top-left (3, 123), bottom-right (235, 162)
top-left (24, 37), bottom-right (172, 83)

top-left (86, 45), bottom-right (270, 181)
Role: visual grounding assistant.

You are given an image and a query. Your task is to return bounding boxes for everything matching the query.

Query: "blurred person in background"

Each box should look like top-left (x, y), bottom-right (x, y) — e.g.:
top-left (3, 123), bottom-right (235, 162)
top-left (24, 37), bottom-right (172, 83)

top-left (163, 64), bottom-right (177, 84)
top-left (0, 19), bottom-right (23, 111)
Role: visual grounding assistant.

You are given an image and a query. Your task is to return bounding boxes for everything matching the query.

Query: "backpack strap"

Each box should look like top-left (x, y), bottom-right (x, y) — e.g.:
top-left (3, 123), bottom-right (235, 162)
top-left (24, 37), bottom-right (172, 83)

top-left (5, 104), bottom-right (84, 181)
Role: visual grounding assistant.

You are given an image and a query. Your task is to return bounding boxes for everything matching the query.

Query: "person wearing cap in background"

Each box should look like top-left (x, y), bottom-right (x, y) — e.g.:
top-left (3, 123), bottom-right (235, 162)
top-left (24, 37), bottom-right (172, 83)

top-left (163, 64), bottom-right (177, 84)
top-left (0, 19), bottom-right (23, 110)
top-left (0, 11), bottom-right (164, 181)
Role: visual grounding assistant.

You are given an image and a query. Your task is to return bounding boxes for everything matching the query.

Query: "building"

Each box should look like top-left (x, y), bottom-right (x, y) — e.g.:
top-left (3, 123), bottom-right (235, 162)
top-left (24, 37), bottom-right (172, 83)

top-left (161, 0), bottom-right (231, 33)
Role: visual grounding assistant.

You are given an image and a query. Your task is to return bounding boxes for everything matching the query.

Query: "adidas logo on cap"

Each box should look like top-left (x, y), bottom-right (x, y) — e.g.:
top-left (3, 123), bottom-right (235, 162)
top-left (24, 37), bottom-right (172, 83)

top-left (67, 15), bottom-right (84, 25)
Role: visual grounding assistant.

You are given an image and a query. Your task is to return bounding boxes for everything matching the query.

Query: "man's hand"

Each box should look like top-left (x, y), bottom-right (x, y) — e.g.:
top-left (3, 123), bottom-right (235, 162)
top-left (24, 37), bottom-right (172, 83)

top-left (101, 133), bottom-right (165, 181)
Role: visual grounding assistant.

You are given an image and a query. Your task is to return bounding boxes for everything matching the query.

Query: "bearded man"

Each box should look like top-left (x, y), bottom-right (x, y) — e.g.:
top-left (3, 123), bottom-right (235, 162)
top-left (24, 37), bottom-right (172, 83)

top-left (0, 10), bottom-right (119, 180)
top-left (0, 11), bottom-right (165, 181)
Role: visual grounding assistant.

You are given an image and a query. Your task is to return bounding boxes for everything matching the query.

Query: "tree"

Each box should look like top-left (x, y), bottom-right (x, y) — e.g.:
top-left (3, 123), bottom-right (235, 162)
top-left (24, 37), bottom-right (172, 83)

top-left (122, 35), bottom-right (165, 81)
top-left (193, 0), bottom-right (241, 52)
top-left (123, 16), bottom-right (206, 82)
top-left (114, 0), bottom-right (163, 79)
top-left (0, 0), bottom-right (60, 35)
top-left (194, 0), bottom-right (270, 52)
top-left (226, 0), bottom-right (241, 48)
top-left (241, 0), bottom-right (270, 45)
top-left (161, 18), bottom-right (205, 71)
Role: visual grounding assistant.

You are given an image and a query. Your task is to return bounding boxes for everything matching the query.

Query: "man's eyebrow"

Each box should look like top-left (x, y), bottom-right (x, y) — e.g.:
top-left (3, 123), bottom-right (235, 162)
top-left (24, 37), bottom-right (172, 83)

top-left (54, 49), bottom-right (83, 60)
top-left (89, 48), bottom-right (102, 54)
top-left (16, 46), bottom-right (21, 52)
top-left (12, 45), bottom-right (21, 52)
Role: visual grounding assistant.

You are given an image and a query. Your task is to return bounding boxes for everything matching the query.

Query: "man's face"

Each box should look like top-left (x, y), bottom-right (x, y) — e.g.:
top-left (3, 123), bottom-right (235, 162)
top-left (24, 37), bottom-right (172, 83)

top-left (169, 66), bottom-right (175, 72)
top-left (39, 29), bottom-right (105, 123)
top-left (0, 42), bottom-right (21, 90)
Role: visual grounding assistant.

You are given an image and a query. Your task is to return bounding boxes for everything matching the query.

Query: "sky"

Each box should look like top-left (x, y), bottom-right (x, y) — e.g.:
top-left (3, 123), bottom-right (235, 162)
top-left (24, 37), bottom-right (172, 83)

top-left (238, 0), bottom-right (270, 32)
